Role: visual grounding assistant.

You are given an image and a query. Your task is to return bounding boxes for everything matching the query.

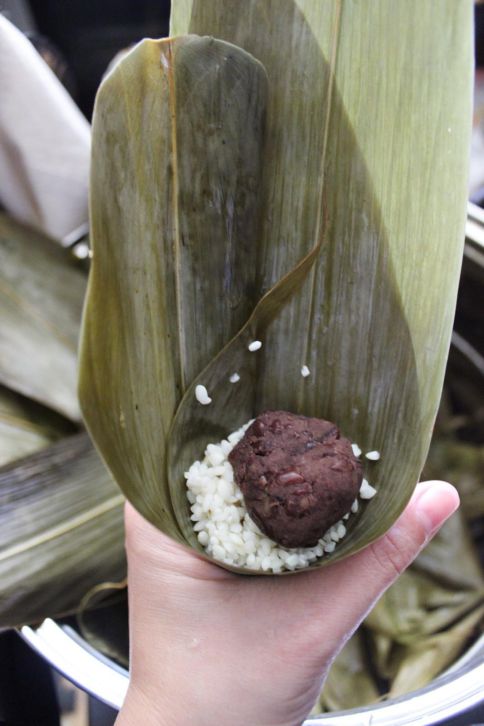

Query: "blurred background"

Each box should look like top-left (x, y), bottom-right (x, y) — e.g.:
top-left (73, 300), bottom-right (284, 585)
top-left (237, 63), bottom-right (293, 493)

top-left (2, 0), bottom-right (171, 118)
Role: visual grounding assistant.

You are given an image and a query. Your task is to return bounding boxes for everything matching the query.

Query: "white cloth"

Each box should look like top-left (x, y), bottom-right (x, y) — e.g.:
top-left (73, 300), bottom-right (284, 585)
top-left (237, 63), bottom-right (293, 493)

top-left (0, 14), bottom-right (90, 241)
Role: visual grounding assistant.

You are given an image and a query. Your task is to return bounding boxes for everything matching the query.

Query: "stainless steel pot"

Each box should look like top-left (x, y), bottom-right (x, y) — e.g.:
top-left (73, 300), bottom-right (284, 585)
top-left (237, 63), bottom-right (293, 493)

top-left (20, 619), bottom-right (484, 724)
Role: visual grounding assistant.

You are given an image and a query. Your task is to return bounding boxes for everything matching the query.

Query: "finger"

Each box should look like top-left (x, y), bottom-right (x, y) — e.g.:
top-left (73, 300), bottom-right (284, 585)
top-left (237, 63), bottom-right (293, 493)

top-left (307, 481), bottom-right (459, 653)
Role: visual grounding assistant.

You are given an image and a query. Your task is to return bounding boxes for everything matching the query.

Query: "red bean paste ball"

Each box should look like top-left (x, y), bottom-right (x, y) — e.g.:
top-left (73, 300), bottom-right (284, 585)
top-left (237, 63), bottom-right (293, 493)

top-left (228, 411), bottom-right (362, 548)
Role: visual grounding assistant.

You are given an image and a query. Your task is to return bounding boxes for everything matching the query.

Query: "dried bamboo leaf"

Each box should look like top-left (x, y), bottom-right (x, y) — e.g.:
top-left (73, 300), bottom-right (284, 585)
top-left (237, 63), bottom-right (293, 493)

top-left (0, 433), bottom-right (125, 627)
top-left (364, 513), bottom-right (484, 644)
top-left (424, 439), bottom-right (484, 521)
top-left (79, 3), bottom-right (472, 571)
top-left (411, 509), bottom-right (484, 592)
top-left (369, 631), bottom-right (396, 682)
top-left (79, 35), bottom-right (268, 538)
top-left (168, 228), bottom-right (324, 551)
top-left (168, 1), bottom-right (473, 567)
top-left (316, 631), bottom-right (380, 712)
top-left (0, 385), bottom-right (73, 467)
top-left (388, 606), bottom-right (484, 697)
top-left (365, 569), bottom-right (484, 646)
top-left (0, 214), bottom-right (86, 421)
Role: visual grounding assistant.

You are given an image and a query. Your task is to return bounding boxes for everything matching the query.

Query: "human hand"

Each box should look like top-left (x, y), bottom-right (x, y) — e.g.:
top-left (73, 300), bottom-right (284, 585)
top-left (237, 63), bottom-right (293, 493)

top-left (115, 480), bottom-right (459, 726)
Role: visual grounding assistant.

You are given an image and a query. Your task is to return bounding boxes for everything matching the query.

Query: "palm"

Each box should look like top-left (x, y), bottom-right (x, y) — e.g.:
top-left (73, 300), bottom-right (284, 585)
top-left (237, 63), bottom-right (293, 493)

top-left (123, 483), bottom-right (457, 726)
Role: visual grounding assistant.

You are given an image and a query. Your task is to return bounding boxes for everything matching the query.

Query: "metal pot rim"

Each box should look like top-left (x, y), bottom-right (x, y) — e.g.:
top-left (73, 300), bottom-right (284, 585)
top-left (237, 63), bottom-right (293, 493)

top-left (21, 618), bottom-right (484, 724)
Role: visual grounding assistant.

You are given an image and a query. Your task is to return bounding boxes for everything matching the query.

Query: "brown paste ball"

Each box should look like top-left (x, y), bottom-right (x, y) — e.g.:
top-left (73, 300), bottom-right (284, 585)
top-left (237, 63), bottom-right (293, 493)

top-left (228, 410), bottom-right (362, 548)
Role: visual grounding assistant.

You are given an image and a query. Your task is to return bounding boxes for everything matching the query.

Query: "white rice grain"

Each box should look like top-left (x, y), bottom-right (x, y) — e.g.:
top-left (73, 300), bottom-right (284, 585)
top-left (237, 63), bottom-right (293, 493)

top-left (198, 531), bottom-right (209, 546)
top-left (301, 365), bottom-right (311, 377)
top-left (248, 340), bottom-right (262, 352)
top-left (365, 450), bottom-right (381, 461)
top-left (359, 479), bottom-right (377, 499)
top-left (195, 384), bottom-right (212, 405)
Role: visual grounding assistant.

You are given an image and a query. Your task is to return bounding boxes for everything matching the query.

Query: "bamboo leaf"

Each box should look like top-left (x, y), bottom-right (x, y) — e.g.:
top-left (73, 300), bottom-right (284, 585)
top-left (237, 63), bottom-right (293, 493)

top-left (0, 433), bottom-right (125, 627)
top-left (316, 631), bottom-right (380, 712)
top-left (80, 2), bottom-right (472, 570)
top-left (168, 0), bottom-right (473, 567)
top-left (365, 569), bottom-right (484, 646)
top-left (0, 385), bottom-right (73, 467)
top-left (388, 606), bottom-right (484, 697)
top-left (79, 35), bottom-right (268, 538)
top-left (168, 227), bottom-right (324, 549)
top-left (364, 512), bottom-right (484, 644)
top-left (412, 509), bottom-right (484, 592)
top-left (0, 214), bottom-right (86, 421)
top-left (369, 630), bottom-right (396, 682)
top-left (424, 439), bottom-right (484, 522)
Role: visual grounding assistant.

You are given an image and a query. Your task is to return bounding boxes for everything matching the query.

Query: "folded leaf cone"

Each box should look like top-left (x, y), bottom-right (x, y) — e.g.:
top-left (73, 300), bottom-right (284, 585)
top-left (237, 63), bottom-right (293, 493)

top-left (79, 3), bottom-right (473, 573)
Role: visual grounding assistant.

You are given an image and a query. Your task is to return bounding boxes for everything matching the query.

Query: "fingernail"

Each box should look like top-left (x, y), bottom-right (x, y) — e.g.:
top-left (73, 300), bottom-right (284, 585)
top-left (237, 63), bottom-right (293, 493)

top-left (414, 481), bottom-right (460, 537)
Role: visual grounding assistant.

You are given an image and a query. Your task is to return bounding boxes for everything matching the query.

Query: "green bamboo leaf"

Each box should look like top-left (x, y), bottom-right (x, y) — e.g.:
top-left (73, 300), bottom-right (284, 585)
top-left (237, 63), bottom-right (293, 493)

top-left (79, 35), bottom-right (268, 538)
top-left (168, 228), bottom-right (324, 549)
top-left (369, 630), bottom-right (396, 682)
top-left (0, 433), bottom-right (125, 627)
top-left (365, 569), bottom-right (484, 646)
top-left (388, 606), bottom-right (484, 697)
top-left (424, 439), bottom-right (484, 522)
top-left (364, 512), bottom-right (484, 644)
top-left (166, 0), bottom-right (473, 567)
top-left (316, 631), bottom-right (380, 711)
top-left (0, 214), bottom-right (86, 421)
top-left (412, 508), bottom-right (484, 592)
top-left (0, 385), bottom-right (73, 467)
top-left (80, 2), bottom-right (472, 572)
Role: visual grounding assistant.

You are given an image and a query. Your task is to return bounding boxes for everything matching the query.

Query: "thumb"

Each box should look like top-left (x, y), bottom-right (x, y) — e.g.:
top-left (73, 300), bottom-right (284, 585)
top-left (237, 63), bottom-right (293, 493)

top-left (310, 481), bottom-right (459, 652)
